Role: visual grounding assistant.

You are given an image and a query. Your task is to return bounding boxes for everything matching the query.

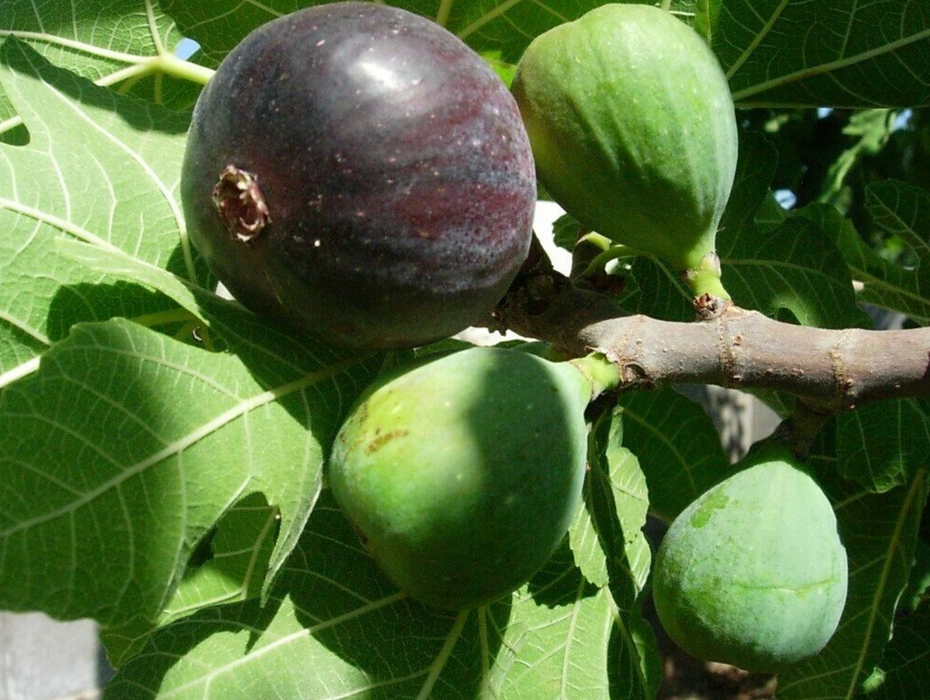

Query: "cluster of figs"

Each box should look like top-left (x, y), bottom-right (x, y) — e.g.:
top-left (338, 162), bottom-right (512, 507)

top-left (181, 1), bottom-right (848, 673)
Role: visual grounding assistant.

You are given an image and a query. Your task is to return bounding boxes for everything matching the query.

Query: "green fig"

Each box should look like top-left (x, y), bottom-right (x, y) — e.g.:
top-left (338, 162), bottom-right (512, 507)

top-left (512, 4), bottom-right (738, 296)
top-left (329, 347), bottom-right (591, 609)
top-left (653, 448), bottom-right (848, 672)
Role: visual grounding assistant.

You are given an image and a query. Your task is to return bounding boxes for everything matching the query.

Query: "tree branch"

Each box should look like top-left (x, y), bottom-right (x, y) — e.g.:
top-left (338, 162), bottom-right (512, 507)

top-left (495, 241), bottom-right (930, 411)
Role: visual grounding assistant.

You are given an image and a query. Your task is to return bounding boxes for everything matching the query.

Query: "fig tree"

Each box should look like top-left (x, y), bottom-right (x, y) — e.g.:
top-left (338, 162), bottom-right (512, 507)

top-left (511, 5), bottom-right (738, 297)
top-left (329, 346), bottom-right (591, 609)
top-left (653, 447), bottom-right (848, 672)
top-left (182, 3), bottom-right (536, 349)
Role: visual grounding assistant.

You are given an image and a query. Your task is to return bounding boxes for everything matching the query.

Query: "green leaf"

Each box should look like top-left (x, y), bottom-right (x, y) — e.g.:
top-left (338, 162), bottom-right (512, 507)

top-left (0, 317), bottom-right (379, 630)
top-left (570, 408), bottom-right (651, 597)
top-left (620, 257), bottom-right (694, 322)
top-left (718, 132), bottom-right (778, 235)
top-left (778, 463), bottom-right (928, 700)
top-left (101, 492), bottom-right (279, 666)
top-left (569, 407), bottom-right (660, 700)
top-left (553, 213), bottom-right (583, 253)
top-left (818, 110), bottom-right (897, 207)
top-left (839, 179), bottom-right (930, 325)
top-left (755, 191), bottom-right (790, 232)
top-left (721, 215), bottom-right (871, 328)
top-left (712, 130), bottom-right (868, 327)
top-left (862, 605), bottom-right (930, 699)
top-left (158, 1), bottom-right (930, 110)
top-left (0, 38), bottom-right (195, 387)
top-left (692, 0), bottom-right (721, 45)
top-left (498, 545), bottom-right (660, 700)
top-left (614, 388), bottom-right (734, 521)
top-left (898, 538), bottom-right (930, 614)
top-left (714, 0), bottom-right (930, 108)
top-left (837, 399), bottom-right (930, 492)
top-left (107, 488), bottom-right (660, 700)
top-left (159, 1), bottom-right (591, 67)
top-left (0, 0), bottom-right (202, 128)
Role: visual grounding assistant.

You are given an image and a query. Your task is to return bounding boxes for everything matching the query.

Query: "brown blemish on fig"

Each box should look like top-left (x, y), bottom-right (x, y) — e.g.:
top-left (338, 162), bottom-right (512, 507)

top-left (365, 429), bottom-right (409, 454)
top-left (212, 165), bottom-right (272, 242)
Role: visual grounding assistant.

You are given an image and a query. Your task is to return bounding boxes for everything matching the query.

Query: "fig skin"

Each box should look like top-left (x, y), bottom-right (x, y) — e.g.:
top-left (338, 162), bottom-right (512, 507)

top-left (653, 447), bottom-right (848, 672)
top-left (182, 3), bottom-right (535, 349)
top-left (329, 347), bottom-right (591, 610)
top-left (512, 4), bottom-right (738, 273)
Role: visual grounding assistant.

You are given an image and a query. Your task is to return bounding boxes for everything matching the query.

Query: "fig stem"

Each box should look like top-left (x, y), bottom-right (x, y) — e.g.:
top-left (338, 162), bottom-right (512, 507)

top-left (570, 353), bottom-right (622, 402)
top-left (577, 232), bottom-right (614, 252)
top-left (684, 251), bottom-right (732, 301)
top-left (153, 53), bottom-right (215, 86)
top-left (0, 54), bottom-right (214, 137)
top-left (0, 115), bottom-right (22, 136)
top-left (579, 244), bottom-right (642, 279)
top-left (131, 308), bottom-right (199, 328)
top-left (687, 268), bottom-right (730, 300)
top-left (93, 53), bottom-right (215, 90)
top-left (173, 319), bottom-right (200, 342)
top-left (775, 403), bottom-right (834, 459)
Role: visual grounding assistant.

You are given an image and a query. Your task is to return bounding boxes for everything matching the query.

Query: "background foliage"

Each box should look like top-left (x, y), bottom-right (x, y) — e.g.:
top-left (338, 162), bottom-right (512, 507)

top-left (0, 1), bottom-right (927, 698)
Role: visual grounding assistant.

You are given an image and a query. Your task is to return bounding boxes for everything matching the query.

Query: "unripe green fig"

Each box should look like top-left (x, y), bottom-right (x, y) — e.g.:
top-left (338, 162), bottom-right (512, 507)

top-left (512, 5), bottom-right (738, 291)
top-left (653, 447), bottom-right (848, 672)
top-left (329, 347), bottom-right (591, 609)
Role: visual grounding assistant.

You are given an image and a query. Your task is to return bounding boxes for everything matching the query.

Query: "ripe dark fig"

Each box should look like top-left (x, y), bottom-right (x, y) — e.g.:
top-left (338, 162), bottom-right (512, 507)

top-left (182, 2), bottom-right (536, 349)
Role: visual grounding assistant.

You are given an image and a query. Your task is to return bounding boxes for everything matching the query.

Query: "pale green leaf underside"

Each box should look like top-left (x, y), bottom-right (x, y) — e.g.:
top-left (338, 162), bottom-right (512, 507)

top-left (0, 0), bottom-right (200, 129)
top-left (107, 489), bottom-right (647, 700)
top-left (0, 317), bottom-right (374, 628)
top-left (0, 38), bottom-right (193, 384)
top-left (101, 493), bottom-right (279, 666)
top-left (569, 409), bottom-right (660, 700)
top-left (571, 409), bottom-right (651, 599)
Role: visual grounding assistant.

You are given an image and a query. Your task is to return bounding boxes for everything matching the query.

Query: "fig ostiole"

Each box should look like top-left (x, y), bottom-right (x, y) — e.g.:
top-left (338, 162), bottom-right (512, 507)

top-left (652, 446), bottom-right (848, 672)
top-left (328, 346), bottom-right (594, 610)
top-left (512, 4), bottom-right (738, 299)
top-left (182, 2), bottom-right (536, 349)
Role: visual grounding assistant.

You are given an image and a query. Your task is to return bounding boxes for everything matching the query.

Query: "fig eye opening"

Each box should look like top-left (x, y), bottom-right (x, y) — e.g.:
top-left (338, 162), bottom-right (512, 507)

top-left (212, 165), bottom-right (272, 243)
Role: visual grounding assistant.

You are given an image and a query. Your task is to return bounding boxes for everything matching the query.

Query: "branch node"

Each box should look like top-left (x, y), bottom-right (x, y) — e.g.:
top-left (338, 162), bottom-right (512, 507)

top-left (829, 329), bottom-right (855, 408)
top-left (715, 316), bottom-right (739, 381)
top-left (693, 293), bottom-right (730, 320)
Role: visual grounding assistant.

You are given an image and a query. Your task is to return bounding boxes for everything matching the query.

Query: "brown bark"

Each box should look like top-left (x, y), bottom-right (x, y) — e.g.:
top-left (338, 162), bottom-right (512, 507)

top-left (494, 246), bottom-right (930, 412)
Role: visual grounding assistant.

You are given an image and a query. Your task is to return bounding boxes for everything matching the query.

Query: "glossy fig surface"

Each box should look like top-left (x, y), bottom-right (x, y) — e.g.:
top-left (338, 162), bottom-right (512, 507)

top-left (182, 3), bottom-right (535, 348)
top-left (329, 347), bottom-right (591, 609)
